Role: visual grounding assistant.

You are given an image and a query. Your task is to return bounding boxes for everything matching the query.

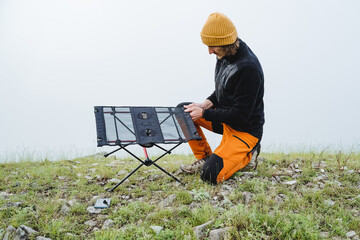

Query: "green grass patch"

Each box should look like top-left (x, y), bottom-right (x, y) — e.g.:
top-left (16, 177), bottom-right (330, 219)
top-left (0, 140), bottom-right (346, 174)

top-left (0, 152), bottom-right (359, 239)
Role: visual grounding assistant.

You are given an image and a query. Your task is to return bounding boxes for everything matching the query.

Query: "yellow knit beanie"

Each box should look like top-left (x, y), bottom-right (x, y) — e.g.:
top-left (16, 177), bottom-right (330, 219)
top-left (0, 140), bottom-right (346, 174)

top-left (200, 12), bottom-right (238, 46)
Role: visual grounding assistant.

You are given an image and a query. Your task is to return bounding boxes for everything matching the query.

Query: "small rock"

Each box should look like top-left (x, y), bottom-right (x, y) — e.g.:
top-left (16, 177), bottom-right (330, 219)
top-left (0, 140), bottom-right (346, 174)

top-left (0, 192), bottom-right (13, 199)
top-left (219, 197), bottom-right (233, 209)
top-left (193, 220), bottom-right (213, 239)
top-left (87, 206), bottom-right (102, 214)
top-left (6, 201), bottom-right (23, 208)
top-left (148, 174), bottom-right (160, 181)
top-left (20, 225), bottom-right (37, 235)
top-left (346, 231), bottom-right (356, 238)
top-left (15, 225), bottom-right (38, 240)
top-left (314, 175), bottom-right (326, 183)
top-left (60, 203), bottom-right (71, 215)
top-left (84, 176), bottom-right (94, 180)
top-left (105, 164), bottom-right (117, 167)
top-left (121, 195), bottom-right (130, 200)
top-left (159, 194), bottom-right (177, 208)
top-left (15, 227), bottom-right (27, 240)
top-left (209, 227), bottom-right (232, 240)
top-left (56, 199), bottom-right (67, 203)
top-left (58, 176), bottom-right (66, 180)
top-left (3, 225), bottom-right (16, 240)
top-left (220, 185), bottom-right (233, 196)
top-left (242, 172), bottom-right (255, 178)
top-left (85, 220), bottom-right (97, 227)
top-left (102, 219), bottom-right (114, 230)
top-left (332, 180), bottom-right (342, 187)
top-left (282, 180), bottom-right (297, 185)
top-left (221, 185), bottom-right (233, 192)
top-left (324, 199), bottom-right (335, 206)
top-left (319, 161), bottom-right (327, 168)
top-left (116, 170), bottom-right (128, 176)
top-left (35, 236), bottom-right (52, 240)
top-left (275, 194), bottom-right (287, 205)
top-left (109, 178), bottom-right (121, 183)
top-left (150, 226), bottom-right (163, 235)
top-left (292, 174), bottom-right (301, 179)
top-left (347, 170), bottom-right (355, 174)
top-left (91, 163), bottom-right (99, 166)
top-left (144, 169), bottom-right (159, 173)
top-left (242, 192), bottom-right (253, 204)
top-left (320, 232), bottom-right (330, 238)
top-left (68, 199), bottom-right (78, 207)
top-left (272, 176), bottom-right (281, 183)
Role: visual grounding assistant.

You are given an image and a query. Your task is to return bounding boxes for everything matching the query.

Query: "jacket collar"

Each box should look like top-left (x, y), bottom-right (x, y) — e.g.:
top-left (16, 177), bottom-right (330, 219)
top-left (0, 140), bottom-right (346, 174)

top-left (219, 38), bottom-right (244, 63)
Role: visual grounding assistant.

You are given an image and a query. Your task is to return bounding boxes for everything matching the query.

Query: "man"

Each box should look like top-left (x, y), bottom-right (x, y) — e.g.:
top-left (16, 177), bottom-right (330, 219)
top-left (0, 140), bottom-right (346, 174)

top-left (179, 12), bottom-right (264, 184)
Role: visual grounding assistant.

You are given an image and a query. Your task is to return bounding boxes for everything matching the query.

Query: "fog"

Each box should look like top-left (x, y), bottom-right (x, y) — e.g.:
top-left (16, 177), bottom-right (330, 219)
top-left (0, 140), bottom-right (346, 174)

top-left (1, 0), bottom-right (359, 161)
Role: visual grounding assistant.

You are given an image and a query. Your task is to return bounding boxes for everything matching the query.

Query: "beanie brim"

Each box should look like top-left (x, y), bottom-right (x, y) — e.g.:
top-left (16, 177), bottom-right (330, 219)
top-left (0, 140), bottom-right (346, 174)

top-left (201, 29), bottom-right (237, 46)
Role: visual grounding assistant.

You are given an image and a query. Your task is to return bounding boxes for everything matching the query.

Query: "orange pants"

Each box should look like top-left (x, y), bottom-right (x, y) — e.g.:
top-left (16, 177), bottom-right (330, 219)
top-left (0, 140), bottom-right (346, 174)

top-left (189, 118), bottom-right (259, 184)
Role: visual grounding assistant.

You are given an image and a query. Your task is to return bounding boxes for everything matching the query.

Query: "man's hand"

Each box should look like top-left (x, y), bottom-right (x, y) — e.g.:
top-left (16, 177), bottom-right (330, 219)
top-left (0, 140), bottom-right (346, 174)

top-left (184, 104), bottom-right (203, 121)
top-left (184, 100), bottom-right (213, 121)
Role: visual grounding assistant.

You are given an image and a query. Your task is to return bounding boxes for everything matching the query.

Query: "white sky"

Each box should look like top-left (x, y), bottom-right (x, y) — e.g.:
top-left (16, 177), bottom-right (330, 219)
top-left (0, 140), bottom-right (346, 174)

top-left (1, 0), bottom-right (360, 161)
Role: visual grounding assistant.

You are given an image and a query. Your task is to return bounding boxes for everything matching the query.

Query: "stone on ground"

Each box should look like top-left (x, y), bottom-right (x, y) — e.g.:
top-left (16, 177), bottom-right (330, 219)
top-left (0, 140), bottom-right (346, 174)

top-left (346, 231), bottom-right (356, 238)
top-left (158, 194), bottom-right (176, 208)
top-left (84, 220), bottom-right (97, 227)
top-left (209, 227), bottom-right (232, 240)
top-left (193, 220), bottom-right (213, 239)
top-left (102, 219), bottom-right (115, 230)
top-left (87, 206), bottom-right (102, 214)
top-left (150, 226), bottom-right (163, 235)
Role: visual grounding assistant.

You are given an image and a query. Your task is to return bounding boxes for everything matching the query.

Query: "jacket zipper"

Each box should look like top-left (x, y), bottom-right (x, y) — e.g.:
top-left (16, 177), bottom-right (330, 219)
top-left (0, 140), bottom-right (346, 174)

top-left (232, 135), bottom-right (250, 148)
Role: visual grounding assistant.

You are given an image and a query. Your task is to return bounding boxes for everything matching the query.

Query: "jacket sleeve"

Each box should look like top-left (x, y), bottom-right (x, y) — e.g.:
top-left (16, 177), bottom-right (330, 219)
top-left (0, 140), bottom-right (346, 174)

top-left (207, 91), bottom-right (218, 107)
top-left (203, 66), bottom-right (262, 127)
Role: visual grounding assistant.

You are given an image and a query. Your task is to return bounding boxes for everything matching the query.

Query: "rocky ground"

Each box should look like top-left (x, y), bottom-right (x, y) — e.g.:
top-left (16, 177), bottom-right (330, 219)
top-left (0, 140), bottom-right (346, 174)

top-left (0, 152), bottom-right (359, 239)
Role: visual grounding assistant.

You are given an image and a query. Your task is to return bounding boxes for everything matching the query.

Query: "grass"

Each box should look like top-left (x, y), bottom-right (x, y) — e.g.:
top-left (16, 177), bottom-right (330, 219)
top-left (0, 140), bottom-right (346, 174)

top-left (0, 152), bottom-right (359, 239)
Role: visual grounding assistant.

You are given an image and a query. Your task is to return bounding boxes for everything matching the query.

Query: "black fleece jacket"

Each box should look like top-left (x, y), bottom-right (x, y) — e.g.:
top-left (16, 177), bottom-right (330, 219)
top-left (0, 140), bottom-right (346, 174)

top-left (203, 39), bottom-right (265, 139)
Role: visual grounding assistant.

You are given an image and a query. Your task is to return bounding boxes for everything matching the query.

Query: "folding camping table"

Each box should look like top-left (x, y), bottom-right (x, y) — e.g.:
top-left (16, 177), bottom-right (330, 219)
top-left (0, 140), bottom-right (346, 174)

top-left (94, 106), bottom-right (201, 192)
